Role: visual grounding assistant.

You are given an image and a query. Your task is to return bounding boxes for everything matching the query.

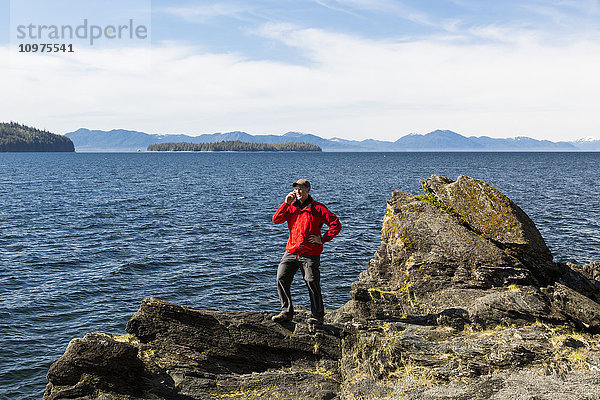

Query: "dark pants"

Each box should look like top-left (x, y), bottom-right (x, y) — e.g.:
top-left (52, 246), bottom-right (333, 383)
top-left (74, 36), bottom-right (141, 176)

top-left (276, 251), bottom-right (324, 318)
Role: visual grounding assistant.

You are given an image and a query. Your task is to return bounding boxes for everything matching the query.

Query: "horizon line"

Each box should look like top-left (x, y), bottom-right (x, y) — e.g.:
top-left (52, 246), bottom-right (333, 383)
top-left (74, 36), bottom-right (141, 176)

top-left (63, 126), bottom-right (600, 143)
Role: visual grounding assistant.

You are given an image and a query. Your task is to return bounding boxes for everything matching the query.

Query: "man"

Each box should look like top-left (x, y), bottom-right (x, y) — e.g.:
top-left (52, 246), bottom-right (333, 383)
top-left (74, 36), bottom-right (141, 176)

top-left (271, 179), bottom-right (342, 325)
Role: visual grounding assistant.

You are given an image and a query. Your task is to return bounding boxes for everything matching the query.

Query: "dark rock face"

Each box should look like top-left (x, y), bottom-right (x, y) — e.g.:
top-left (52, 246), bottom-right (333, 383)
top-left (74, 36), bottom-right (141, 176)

top-left (45, 333), bottom-right (144, 399)
top-left (45, 175), bottom-right (600, 400)
top-left (46, 299), bottom-right (342, 400)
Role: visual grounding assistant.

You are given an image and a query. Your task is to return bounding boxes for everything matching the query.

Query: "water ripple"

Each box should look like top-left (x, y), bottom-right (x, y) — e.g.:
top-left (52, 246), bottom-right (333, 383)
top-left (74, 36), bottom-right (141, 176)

top-left (0, 152), bottom-right (599, 399)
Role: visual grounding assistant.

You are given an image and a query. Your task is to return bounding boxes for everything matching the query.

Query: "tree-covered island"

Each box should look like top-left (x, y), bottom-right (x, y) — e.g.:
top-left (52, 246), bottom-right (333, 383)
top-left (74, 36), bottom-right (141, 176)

top-left (147, 141), bottom-right (322, 152)
top-left (0, 122), bottom-right (75, 152)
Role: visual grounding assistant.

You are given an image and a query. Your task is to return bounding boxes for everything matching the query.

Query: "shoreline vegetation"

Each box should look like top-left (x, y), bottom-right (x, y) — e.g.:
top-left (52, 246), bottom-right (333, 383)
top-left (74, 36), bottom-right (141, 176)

top-left (146, 140), bottom-right (322, 152)
top-left (0, 122), bottom-right (74, 152)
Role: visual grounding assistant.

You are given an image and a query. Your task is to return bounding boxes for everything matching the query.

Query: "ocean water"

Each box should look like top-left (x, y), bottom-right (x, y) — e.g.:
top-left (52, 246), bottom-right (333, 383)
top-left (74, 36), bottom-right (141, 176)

top-left (1, 152), bottom-right (599, 399)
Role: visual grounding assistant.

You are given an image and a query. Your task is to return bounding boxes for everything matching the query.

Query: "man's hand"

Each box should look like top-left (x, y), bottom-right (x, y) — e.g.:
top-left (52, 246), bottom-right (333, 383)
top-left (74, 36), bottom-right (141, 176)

top-left (308, 235), bottom-right (323, 245)
top-left (285, 191), bottom-right (296, 204)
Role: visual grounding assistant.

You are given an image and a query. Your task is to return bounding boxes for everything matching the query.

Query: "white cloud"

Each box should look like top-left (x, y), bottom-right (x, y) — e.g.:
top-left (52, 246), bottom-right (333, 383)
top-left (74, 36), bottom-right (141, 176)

top-left (158, 2), bottom-right (253, 22)
top-left (2, 23), bottom-right (600, 141)
top-left (313, 0), bottom-right (438, 27)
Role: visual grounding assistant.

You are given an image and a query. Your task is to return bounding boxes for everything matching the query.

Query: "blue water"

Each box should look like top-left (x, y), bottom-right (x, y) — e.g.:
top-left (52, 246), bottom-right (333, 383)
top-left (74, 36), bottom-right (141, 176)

top-left (1, 152), bottom-right (599, 399)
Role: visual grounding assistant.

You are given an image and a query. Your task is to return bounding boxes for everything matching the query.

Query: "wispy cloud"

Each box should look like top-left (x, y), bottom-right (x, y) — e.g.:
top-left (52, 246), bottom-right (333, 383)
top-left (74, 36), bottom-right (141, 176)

top-left (312, 0), bottom-right (438, 27)
top-left (310, 0), bottom-right (363, 18)
top-left (158, 2), bottom-right (254, 22)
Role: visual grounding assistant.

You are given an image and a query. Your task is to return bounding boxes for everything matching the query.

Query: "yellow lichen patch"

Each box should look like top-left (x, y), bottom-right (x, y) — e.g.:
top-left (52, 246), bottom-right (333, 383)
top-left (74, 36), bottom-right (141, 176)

top-left (568, 331), bottom-right (589, 345)
top-left (368, 281), bottom-right (414, 298)
top-left (137, 347), bottom-right (166, 369)
top-left (382, 204), bottom-right (395, 225)
top-left (450, 181), bottom-right (521, 241)
top-left (113, 333), bottom-right (140, 346)
top-left (461, 323), bottom-right (497, 336)
top-left (297, 362), bottom-right (341, 382)
top-left (567, 349), bottom-right (588, 367)
top-left (211, 386), bottom-right (278, 399)
top-left (382, 356), bottom-right (439, 393)
top-left (139, 348), bottom-right (156, 359)
top-left (212, 364), bottom-right (337, 399)
top-left (541, 323), bottom-right (592, 349)
top-left (507, 284), bottom-right (521, 292)
top-left (437, 351), bottom-right (457, 360)
top-left (90, 332), bottom-right (140, 346)
top-left (415, 193), bottom-right (467, 226)
top-left (524, 322), bottom-right (600, 375)
top-left (315, 364), bottom-right (340, 381)
top-left (367, 281), bottom-right (418, 310)
top-left (435, 325), bottom-right (457, 333)
top-left (91, 332), bottom-right (113, 339)
top-left (548, 334), bottom-right (563, 348)
top-left (382, 215), bottom-right (416, 254)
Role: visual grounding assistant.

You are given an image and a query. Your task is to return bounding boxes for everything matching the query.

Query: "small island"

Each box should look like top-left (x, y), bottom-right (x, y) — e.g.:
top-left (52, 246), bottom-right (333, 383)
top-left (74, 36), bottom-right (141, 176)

top-left (147, 140), bottom-right (321, 152)
top-left (0, 122), bottom-right (74, 152)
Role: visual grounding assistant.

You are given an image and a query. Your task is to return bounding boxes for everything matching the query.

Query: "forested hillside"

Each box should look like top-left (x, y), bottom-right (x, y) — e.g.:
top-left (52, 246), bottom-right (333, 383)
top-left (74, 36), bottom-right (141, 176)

top-left (0, 122), bottom-right (74, 152)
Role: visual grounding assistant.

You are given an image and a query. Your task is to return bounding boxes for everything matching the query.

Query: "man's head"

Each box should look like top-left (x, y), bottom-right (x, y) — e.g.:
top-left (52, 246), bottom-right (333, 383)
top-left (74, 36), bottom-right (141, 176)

top-left (292, 179), bottom-right (310, 202)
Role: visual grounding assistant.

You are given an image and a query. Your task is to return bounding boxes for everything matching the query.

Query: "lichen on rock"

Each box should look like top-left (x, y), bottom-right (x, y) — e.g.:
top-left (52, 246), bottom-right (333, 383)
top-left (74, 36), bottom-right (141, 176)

top-left (45, 175), bottom-right (600, 400)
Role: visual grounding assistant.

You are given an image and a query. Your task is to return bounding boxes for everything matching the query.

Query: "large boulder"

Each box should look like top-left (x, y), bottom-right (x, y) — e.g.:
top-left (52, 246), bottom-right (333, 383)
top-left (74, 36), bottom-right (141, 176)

top-left (421, 175), bottom-right (561, 283)
top-left (347, 175), bottom-right (594, 328)
top-left (421, 175), bottom-right (553, 264)
top-left (44, 333), bottom-right (145, 400)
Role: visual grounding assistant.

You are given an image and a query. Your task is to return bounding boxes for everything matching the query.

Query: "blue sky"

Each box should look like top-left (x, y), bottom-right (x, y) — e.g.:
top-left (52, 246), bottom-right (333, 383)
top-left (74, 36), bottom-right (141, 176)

top-left (1, 0), bottom-right (600, 140)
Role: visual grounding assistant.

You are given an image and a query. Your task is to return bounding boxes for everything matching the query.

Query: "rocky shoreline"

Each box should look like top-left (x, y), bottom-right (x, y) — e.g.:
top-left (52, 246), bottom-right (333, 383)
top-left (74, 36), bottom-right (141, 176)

top-left (44, 175), bottom-right (600, 399)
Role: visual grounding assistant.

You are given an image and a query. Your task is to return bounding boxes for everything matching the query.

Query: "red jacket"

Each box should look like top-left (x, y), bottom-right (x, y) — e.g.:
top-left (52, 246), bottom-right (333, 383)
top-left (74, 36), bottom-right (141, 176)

top-left (272, 196), bottom-right (341, 255)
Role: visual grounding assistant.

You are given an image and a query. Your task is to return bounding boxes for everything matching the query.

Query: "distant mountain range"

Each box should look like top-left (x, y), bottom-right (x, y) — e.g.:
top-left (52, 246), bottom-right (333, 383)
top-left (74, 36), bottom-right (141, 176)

top-left (64, 128), bottom-right (600, 152)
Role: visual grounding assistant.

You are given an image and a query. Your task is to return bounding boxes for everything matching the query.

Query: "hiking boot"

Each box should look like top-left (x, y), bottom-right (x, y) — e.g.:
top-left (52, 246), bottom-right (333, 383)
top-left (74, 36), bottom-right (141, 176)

top-left (271, 312), bottom-right (293, 323)
top-left (307, 315), bottom-right (324, 325)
